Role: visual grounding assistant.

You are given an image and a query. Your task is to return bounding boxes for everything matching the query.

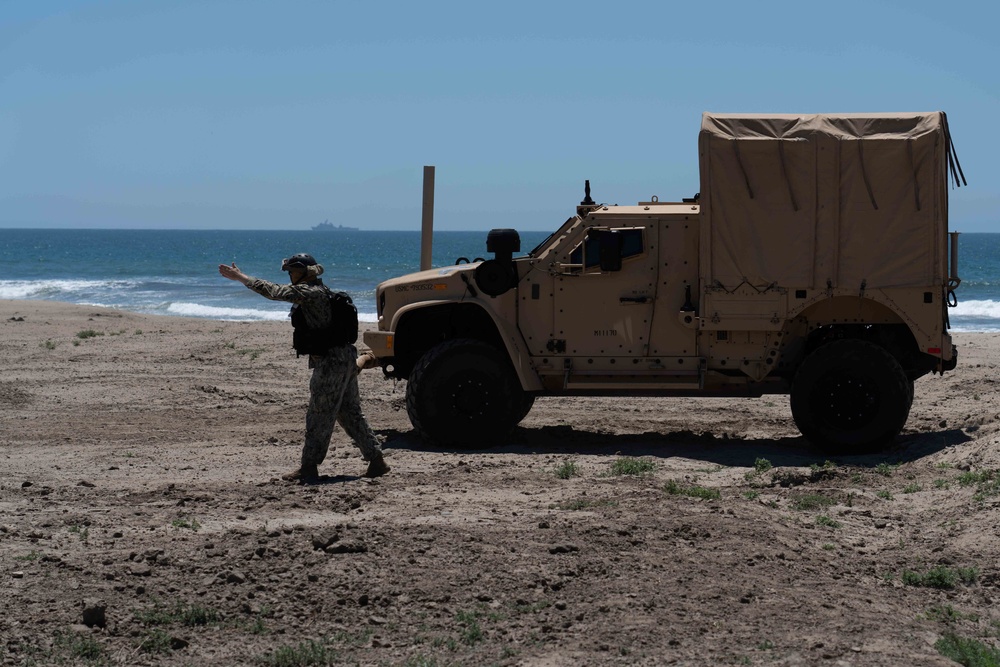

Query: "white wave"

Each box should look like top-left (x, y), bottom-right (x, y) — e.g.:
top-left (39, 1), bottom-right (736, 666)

top-left (952, 299), bottom-right (1000, 318)
top-left (0, 279), bottom-right (137, 300)
top-left (0, 281), bottom-right (45, 299)
top-left (165, 302), bottom-right (379, 323)
top-left (167, 302), bottom-right (289, 321)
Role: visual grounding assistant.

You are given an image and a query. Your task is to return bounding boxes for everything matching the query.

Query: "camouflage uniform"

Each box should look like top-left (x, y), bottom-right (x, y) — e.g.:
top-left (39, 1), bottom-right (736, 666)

top-left (245, 277), bottom-right (383, 468)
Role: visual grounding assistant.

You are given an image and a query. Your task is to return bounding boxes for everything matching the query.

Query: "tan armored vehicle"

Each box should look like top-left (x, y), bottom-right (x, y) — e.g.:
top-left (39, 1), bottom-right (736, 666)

top-left (364, 112), bottom-right (966, 453)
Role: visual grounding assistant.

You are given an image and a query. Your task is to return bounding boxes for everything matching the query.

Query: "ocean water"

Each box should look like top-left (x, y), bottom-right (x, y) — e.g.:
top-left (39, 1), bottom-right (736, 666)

top-left (1, 229), bottom-right (998, 331)
top-left (0, 229), bottom-right (549, 323)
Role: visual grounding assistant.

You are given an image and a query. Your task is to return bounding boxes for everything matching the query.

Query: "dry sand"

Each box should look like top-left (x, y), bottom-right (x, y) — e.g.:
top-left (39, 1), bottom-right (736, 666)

top-left (2, 299), bottom-right (1000, 666)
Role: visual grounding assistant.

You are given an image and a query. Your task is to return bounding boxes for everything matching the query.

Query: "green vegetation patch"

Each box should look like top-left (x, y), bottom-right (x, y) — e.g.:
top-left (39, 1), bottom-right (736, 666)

top-left (552, 498), bottom-right (617, 511)
top-left (874, 462), bottom-right (898, 477)
top-left (171, 516), bottom-right (201, 531)
top-left (935, 631), bottom-right (1000, 667)
top-left (902, 565), bottom-right (979, 590)
top-left (663, 479), bottom-right (721, 500)
top-left (136, 601), bottom-right (221, 627)
top-left (553, 461), bottom-right (579, 479)
top-left (957, 469), bottom-right (1000, 503)
top-left (791, 494), bottom-right (837, 511)
top-left (76, 329), bottom-right (104, 339)
top-left (55, 630), bottom-right (106, 663)
top-left (262, 639), bottom-right (337, 667)
top-left (609, 457), bottom-right (656, 476)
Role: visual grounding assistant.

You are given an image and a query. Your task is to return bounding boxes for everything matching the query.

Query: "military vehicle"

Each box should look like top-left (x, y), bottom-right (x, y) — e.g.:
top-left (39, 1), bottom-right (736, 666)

top-left (363, 112), bottom-right (966, 452)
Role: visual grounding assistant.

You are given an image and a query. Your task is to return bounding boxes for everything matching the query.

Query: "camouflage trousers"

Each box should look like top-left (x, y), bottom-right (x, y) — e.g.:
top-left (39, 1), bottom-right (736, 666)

top-left (301, 344), bottom-right (383, 467)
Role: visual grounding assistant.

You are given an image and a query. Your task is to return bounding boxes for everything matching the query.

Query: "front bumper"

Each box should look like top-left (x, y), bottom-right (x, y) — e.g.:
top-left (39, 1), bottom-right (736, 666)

top-left (362, 330), bottom-right (395, 359)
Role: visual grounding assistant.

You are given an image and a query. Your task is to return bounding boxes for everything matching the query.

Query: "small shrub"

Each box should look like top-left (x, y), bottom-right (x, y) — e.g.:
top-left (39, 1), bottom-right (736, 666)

top-left (460, 620), bottom-right (483, 646)
top-left (262, 639), bottom-right (335, 667)
top-left (934, 631), bottom-right (1000, 666)
top-left (816, 515), bottom-right (841, 528)
top-left (176, 603), bottom-right (220, 627)
top-left (957, 470), bottom-right (1000, 503)
top-left (514, 600), bottom-right (552, 614)
top-left (743, 490), bottom-right (760, 500)
top-left (136, 601), bottom-right (220, 627)
top-left (664, 480), bottom-right (720, 500)
top-left (39, 339), bottom-right (57, 350)
top-left (753, 458), bottom-right (773, 473)
top-left (958, 470), bottom-right (994, 487)
top-left (138, 628), bottom-right (172, 654)
top-left (877, 489), bottom-right (894, 500)
top-left (609, 457), bottom-right (655, 476)
top-left (903, 565), bottom-right (978, 589)
top-left (554, 461), bottom-right (579, 479)
top-left (935, 478), bottom-right (950, 490)
top-left (54, 630), bottom-right (105, 661)
top-left (171, 517), bottom-right (201, 531)
top-left (903, 483), bottom-right (922, 494)
top-left (76, 329), bottom-right (103, 339)
top-left (404, 656), bottom-right (442, 667)
top-left (791, 494), bottom-right (836, 511)
top-left (875, 462), bottom-right (897, 477)
top-left (810, 460), bottom-right (837, 473)
top-left (925, 605), bottom-right (979, 624)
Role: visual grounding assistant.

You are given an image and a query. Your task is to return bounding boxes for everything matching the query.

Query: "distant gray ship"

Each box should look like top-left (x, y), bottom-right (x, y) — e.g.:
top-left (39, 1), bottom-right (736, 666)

top-left (312, 219), bottom-right (359, 231)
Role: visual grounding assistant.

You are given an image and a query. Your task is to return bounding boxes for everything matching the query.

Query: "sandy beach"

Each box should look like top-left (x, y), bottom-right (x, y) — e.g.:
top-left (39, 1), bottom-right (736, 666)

top-left (3, 299), bottom-right (1000, 666)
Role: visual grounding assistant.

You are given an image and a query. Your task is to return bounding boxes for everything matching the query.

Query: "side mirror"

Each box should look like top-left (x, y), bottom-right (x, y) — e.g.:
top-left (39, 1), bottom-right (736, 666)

top-left (596, 230), bottom-right (623, 272)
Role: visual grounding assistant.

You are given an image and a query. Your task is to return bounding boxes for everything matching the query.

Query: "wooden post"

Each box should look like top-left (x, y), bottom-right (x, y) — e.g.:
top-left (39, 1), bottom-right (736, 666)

top-left (420, 166), bottom-right (435, 271)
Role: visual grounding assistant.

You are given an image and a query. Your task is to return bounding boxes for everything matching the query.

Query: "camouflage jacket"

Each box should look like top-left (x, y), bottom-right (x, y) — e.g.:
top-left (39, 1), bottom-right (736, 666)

top-left (245, 279), bottom-right (335, 362)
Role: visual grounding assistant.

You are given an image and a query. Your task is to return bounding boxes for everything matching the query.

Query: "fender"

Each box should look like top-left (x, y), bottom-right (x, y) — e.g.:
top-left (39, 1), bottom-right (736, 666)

top-left (790, 292), bottom-right (951, 364)
top-left (389, 298), bottom-right (544, 392)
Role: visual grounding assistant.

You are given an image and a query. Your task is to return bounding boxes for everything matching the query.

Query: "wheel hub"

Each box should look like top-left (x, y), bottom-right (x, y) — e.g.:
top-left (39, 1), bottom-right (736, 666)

top-left (814, 372), bottom-right (880, 428)
top-left (451, 376), bottom-right (491, 419)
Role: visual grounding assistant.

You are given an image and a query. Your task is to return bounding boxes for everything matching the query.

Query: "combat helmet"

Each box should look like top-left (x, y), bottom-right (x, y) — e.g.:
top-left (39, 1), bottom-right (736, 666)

top-left (281, 253), bottom-right (318, 271)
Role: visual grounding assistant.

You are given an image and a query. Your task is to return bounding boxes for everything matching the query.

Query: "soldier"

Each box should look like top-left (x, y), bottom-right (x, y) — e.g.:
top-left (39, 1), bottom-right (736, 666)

top-left (218, 253), bottom-right (389, 482)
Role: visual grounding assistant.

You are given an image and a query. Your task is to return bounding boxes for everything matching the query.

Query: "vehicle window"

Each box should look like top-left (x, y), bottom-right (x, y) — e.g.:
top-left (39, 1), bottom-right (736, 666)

top-left (568, 228), bottom-right (644, 270)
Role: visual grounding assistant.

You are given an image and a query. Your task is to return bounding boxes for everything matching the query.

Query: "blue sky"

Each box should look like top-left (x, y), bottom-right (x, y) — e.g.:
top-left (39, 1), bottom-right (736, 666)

top-left (1, 0), bottom-right (996, 231)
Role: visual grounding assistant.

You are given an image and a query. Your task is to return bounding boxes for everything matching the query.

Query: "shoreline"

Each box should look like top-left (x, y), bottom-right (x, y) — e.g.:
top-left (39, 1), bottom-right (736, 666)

top-left (2, 298), bottom-right (997, 333)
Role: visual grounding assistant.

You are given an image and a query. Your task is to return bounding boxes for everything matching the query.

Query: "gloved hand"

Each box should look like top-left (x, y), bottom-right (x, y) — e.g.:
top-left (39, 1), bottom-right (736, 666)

top-left (356, 351), bottom-right (379, 374)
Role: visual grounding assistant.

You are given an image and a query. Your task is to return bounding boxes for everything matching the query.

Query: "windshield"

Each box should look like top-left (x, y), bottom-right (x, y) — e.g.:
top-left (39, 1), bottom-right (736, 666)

top-left (529, 216), bottom-right (580, 257)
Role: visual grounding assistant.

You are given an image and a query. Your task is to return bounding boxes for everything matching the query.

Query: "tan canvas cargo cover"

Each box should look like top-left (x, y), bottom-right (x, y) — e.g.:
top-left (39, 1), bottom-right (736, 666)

top-left (699, 112), bottom-right (955, 291)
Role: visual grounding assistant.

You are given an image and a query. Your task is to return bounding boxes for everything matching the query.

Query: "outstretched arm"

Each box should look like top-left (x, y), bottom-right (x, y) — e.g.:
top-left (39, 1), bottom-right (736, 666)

top-left (218, 262), bottom-right (250, 285)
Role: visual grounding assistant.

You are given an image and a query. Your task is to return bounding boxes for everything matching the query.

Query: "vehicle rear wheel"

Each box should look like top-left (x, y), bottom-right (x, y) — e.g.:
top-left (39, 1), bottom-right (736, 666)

top-left (406, 339), bottom-right (523, 447)
top-left (790, 339), bottom-right (911, 453)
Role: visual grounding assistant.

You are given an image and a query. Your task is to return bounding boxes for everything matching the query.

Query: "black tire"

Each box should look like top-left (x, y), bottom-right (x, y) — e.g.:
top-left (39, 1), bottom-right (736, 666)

top-left (514, 394), bottom-right (536, 424)
top-left (790, 339), bottom-right (911, 453)
top-left (406, 339), bottom-right (524, 447)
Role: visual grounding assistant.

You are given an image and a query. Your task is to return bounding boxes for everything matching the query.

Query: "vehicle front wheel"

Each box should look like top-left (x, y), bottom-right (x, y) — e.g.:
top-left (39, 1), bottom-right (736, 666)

top-left (406, 339), bottom-right (524, 447)
top-left (790, 339), bottom-right (911, 454)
